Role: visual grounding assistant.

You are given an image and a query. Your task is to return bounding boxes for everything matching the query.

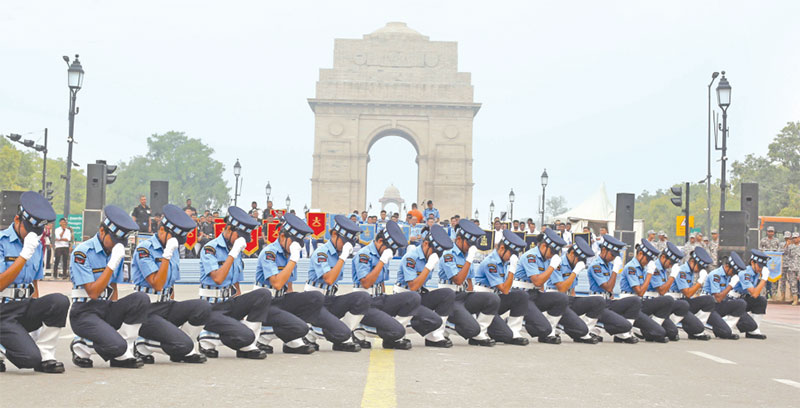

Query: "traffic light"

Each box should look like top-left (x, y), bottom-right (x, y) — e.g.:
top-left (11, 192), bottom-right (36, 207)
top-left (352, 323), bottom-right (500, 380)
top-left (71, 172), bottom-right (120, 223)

top-left (7, 133), bottom-right (21, 142)
top-left (105, 164), bottom-right (117, 185)
top-left (45, 182), bottom-right (54, 202)
top-left (670, 186), bottom-right (682, 207)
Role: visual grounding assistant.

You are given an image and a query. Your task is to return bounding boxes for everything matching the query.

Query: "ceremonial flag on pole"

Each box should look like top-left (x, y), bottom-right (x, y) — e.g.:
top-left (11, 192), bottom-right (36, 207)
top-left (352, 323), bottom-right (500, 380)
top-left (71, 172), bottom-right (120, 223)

top-left (213, 218), bottom-right (225, 237)
top-left (307, 212), bottom-right (326, 238)
top-left (184, 228), bottom-right (197, 250)
top-left (265, 222), bottom-right (280, 244)
top-left (244, 227), bottom-right (260, 256)
top-left (359, 224), bottom-right (376, 245)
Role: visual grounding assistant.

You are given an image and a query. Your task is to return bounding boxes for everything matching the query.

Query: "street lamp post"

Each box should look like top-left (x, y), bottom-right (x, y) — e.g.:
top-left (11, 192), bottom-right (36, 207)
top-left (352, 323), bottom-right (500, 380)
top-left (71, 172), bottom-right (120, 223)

top-left (489, 200), bottom-right (495, 225)
top-left (303, 204), bottom-right (308, 214)
top-left (285, 195), bottom-right (291, 211)
top-left (63, 55), bottom-right (84, 219)
top-left (6, 130), bottom-right (49, 194)
top-left (265, 181), bottom-right (271, 203)
top-left (233, 159), bottom-right (242, 207)
top-left (540, 169), bottom-right (549, 227)
top-left (706, 72), bottom-right (719, 234)
top-left (508, 189), bottom-right (516, 222)
top-left (716, 72), bottom-right (732, 211)
top-left (474, 209), bottom-right (479, 221)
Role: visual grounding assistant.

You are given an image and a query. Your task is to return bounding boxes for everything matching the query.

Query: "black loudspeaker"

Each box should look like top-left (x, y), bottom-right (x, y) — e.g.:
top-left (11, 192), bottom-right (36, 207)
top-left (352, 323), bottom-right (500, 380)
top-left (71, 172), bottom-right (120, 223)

top-left (1, 190), bottom-right (24, 229)
top-left (719, 211), bottom-right (748, 261)
top-left (150, 181), bottom-right (169, 215)
top-left (85, 163), bottom-right (106, 210)
top-left (82, 209), bottom-right (102, 241)
top-left (614, 230), bottom-right (636, 264)
top-left (615, 193), bottom-right (635, 232)
top-left (740, 183), bottom-right (759, 228)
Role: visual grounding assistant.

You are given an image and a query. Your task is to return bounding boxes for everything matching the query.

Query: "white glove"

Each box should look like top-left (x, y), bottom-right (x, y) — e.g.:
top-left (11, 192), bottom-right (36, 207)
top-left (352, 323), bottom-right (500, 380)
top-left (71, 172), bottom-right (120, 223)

top-left (548, 254), bottom-right (562, 269)
top-left (340, 241), bottom-right (354, 260)
top-left (379, 248), bottom-right (394, 265)
top-left (288, 241), bottom-right (302, 263)
top-left (698, 269), bottom-right (709, 285)
top-left (162, 237), bottom-right (180, 260)
top-left (572, 261), bottom-right (586, 275)
top-left (645, 261), bottom-right (656, 275)
top-left (424, 252), bottom-right (440, 271)
top-left (728, 274), bottom-right (740, 288)
top-left (669, 264), bottom-right (680, 278)
top-left (19, 232), bottom-right (41, 260)
top-left (760, 267), bottom-right (770, 281)
top-left (612, 256), bottom-right (623, 274)
top-left (228, 237), bottom-right (247, 259)
top-left (465, 246), bottom-right (478, 264)
top-left (107, 243), bottom-right (126, 270)
top-left (508, 254), bottom-right (519, 275)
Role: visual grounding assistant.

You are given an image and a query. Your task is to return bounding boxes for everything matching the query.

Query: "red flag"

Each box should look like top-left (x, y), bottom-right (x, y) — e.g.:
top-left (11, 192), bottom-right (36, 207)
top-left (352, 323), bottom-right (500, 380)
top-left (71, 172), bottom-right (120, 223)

top-left (265, 222), bottom-right (280, 243)
top-left (243, 226), bottom-right (261, 256)
top-left (307, 212), bottom-right (326, 238)
top-left (213, 218), bottom-right (225, 238)
top-left (184, 228), bottom-right (197, 250)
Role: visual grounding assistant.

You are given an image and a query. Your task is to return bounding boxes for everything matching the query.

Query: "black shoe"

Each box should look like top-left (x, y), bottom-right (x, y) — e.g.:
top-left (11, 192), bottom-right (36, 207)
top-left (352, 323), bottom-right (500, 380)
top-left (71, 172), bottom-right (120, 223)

top-left (538, 335), bottom-right (562, 345)
top-left (199, 345), bottom-right (218, 358)
top-left (688, 333), bottom-right (711, 341)
top-left (332, 342), bottom-right (362, 352)
top-left (425, 338), bottom-right (453, 348)
top-left (590, 333), bottom-right (604, 342)
top-left (353, 335), bottom-right (372, 349)
top-left (282, 344), bottom-right (316, 354)
top-left (257, 342), bottom-right (274, 354)
top-left (613, 335), bottom-right (639, 344)
top-left (0, 361), bottom-right (5, 372)
top-left (382, 338), bottom-right (412, 350)
top-left (236, 349), bottom-right (267, 359)
top-left (303, 337), bottom-right (320, 352)
top-left (110, 357), bottom-right (144, 368)
top-left (468, 338), bottom-right (496, 347)
top-left (574, 336), bottom-right (600, 344)
top-left (34, 359), bottom-right (65, 373)
top-left (501, 337), bottom-right (530, 346)
top-left (135, 349), bottom-right (155, 364)
top-left (667, 334), bottom-right (680, 342)
top-left (170, 353), bottom-right (207, 363)
top-left (717, 333), bottom-right (740, 340)
top-left (745, 332), bottom-right (767, 340)
top-left (633, 331), bottom-right (645, 340)
top-left (646, 336), bottom-right (669, 343)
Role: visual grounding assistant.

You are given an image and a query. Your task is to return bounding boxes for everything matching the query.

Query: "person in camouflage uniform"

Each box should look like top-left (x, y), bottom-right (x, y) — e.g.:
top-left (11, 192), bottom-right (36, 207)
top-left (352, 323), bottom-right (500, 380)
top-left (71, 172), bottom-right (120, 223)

top-left (785, 232), bottom-right (800, 306)
top-left (646, 230), bottom-right (658, 247)
top-left (655, 231), bottom-right (668, 252)
top-left (682, 234), bottom-right (697, 263)
top-left (760, 226), bottom-right (784, 301)
top-left (708, 229), bottom-right (719, 268)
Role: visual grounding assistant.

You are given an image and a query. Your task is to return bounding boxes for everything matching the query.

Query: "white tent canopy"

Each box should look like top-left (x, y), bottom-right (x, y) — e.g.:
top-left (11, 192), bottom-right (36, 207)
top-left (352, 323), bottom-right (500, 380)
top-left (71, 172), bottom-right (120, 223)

top-left (555, 183), bottom-right (615, 222)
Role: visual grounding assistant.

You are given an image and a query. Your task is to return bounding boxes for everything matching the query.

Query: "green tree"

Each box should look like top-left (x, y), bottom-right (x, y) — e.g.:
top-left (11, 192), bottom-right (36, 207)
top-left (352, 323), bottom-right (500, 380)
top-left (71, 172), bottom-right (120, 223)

top-left (0, 137), bottom-right (86, 214)
top-left (106, 131), bottom-right (230, 212)
top-left (546, 196), bottom-right (569, 220)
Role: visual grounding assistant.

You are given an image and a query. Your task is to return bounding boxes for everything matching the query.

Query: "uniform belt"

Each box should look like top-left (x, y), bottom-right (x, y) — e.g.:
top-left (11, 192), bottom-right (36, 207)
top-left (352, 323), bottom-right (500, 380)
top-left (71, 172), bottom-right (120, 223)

top-left (437, 281), bottom-right (461, 292)
top-left (701, 291), bottom-right (713, 296)
top-left (643, 291), bottom-right (660, 299)
top-left (135, 285), bottom-right (173, 302)
top-left (71, 286), bottom-right (114, 302)
top-left (199, 284), bottom-right (236, 303)
top-left (305, 280), bottom-right (338, 296)
top-left (727, 291), bottom-right (741, 299)
top-left (511, 280), bottom-right (535, 290)
top-left (473, 283), bottom-right (497, 293)
top-left (618, 291), bottom-right (638, 299)
top-left (256, 282), bottom-right (287, 298)
top-left (353, 284), bottom-right (384, 297)
top-left (589, 291), bottom-right (612, 300)
top-left (665, 292), bottom-right (681, 299)
top-left (544, 288), bottom-right (561, 293)
top-left (0, 283), bottom-right (34, 302)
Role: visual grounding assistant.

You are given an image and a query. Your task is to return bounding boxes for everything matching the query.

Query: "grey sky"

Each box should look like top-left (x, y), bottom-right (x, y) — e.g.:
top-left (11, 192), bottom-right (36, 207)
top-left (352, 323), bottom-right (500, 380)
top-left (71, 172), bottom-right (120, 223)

top-left (2, 0), bottom-right (798, 219)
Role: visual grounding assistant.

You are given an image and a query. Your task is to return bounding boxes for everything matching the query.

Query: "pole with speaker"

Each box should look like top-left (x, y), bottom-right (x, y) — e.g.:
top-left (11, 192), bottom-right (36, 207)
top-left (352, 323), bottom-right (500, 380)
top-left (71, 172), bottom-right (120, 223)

top-left (150, 181), bottom-right (169, 216)
top-left (614, 193), bottom-right (636, 263)
top-left (740, 183), bottom-right (759, 254)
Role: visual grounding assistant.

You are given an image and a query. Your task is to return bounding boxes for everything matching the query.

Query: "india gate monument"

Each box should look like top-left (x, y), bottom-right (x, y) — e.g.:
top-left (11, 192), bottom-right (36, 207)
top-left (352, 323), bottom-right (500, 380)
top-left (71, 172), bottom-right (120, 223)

top-left (309, 22), bottom-right (481, 217)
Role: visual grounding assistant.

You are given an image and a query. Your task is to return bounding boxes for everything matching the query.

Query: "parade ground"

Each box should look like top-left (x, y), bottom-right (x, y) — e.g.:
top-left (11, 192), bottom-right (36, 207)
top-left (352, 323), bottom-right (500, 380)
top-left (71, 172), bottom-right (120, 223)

top-left (0, 282), bottom-right (798, 408)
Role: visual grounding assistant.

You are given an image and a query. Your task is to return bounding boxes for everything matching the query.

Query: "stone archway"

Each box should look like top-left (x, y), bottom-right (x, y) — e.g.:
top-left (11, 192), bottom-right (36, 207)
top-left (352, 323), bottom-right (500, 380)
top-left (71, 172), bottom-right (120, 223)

top-left (309, 22), bottom-right (480, 218)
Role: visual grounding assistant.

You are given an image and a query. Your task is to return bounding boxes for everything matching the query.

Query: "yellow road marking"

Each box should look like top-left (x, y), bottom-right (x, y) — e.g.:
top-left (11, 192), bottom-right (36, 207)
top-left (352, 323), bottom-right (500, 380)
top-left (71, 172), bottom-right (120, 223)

top-left (360, 348), bottom-right (397, 408)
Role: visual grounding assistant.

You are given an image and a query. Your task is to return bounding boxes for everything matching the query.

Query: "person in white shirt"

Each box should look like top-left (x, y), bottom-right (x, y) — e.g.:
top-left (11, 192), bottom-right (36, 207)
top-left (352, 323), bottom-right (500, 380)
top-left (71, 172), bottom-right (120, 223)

top-left (53, 218), bottom-right (72, 279)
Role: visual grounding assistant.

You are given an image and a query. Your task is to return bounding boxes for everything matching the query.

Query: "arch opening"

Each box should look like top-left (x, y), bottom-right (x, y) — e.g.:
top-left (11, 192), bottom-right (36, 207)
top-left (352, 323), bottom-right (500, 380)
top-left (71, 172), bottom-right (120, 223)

top-left (366, 134), bottom-right (418, 216)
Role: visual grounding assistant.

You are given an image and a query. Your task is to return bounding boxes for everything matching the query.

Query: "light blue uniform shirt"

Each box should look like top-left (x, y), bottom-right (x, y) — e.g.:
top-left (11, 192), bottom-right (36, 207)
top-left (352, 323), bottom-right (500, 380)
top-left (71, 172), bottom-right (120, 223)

top-left (438, 246), bottom-right (472, 282)
top-left (618, 258), bottom-right (645, 293)
top-left (549, 256), bottom-right (576, 291)
top-left (648, 259), bottom-right (668, 291)
top-left (199, 235), bottom-right (243, 288)
top-left (732, 266), bottom-right (759, 295)
top-left (256, 241), bottom-right (295, 290)
top-left (423, 208), bottom-right (440, 220)
top-left (352, 241), bottom-right (390, 288)
top-left (70, 234), bottom-right (125, 288)
top-left (409, 224), bottom-right (423, 244)
top-left (703, 267), bottom-right (729, 295)
top-left (397, 245), bottom-right (432, 289)
top-left (308, 241), bottom-right (343, 287)
top-left (131, 234), bottom-right (180, 289)
top-left (587, 257), bottom-right (613, 293)
top-left (669, 263), bottom-right (694, 293)
top-left (0, 225), bottom-right (44, 285)
top-left (516, 246), bottom-right (549, 285)
top-left (473, 250), bottom-right (508, 289)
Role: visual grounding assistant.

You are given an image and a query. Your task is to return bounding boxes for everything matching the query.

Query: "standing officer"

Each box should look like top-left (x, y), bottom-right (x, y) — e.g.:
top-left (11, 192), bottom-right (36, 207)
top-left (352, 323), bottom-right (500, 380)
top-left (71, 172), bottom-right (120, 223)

top-left (397, 224), bottom-right (455, 348)
top-left (549, 237), bottom-right (605, 344)
top-left (255, 214), bottom-right (321, 354)
top-left (131, 204), bottom-right (211, 364)
top-left (667, 246), bottom-right (715, 340)
top-left (197, 206), bottom-right (270, 359)
top-left (437, 220), bottom-right (499, 346)
top-left (702, 252), bottom-right (750, 339)
top-left (788, 232), bottom-right (800, 305)
top-left (515, 229), bottom-right (570, 344)
top-left (730, 249), bottom-right (771, 339)
top-left (587, 235), bottom-right (641, 343)
top-left (475, 230), bottom-right (538, 346)
top-left (306, 215), bottom-right (370, 352)
top-left (618, 239), bottom-right (671, 343)
top-left (69, 206), bottom-right (150, 368)
top-left (0, 191), bottom-right (68, 373)
top-left (352, 221), bottom-right (420, 350)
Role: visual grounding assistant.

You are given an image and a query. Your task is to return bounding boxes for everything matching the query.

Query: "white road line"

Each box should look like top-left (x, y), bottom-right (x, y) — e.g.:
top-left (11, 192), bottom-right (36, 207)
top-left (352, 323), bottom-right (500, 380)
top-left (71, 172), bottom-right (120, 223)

top-left (773, 379), bottom-right (800, 389)
top-left (687, 351), bottom-right (736, 364)
top-left (59, 334), bottom-right (75, 339)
